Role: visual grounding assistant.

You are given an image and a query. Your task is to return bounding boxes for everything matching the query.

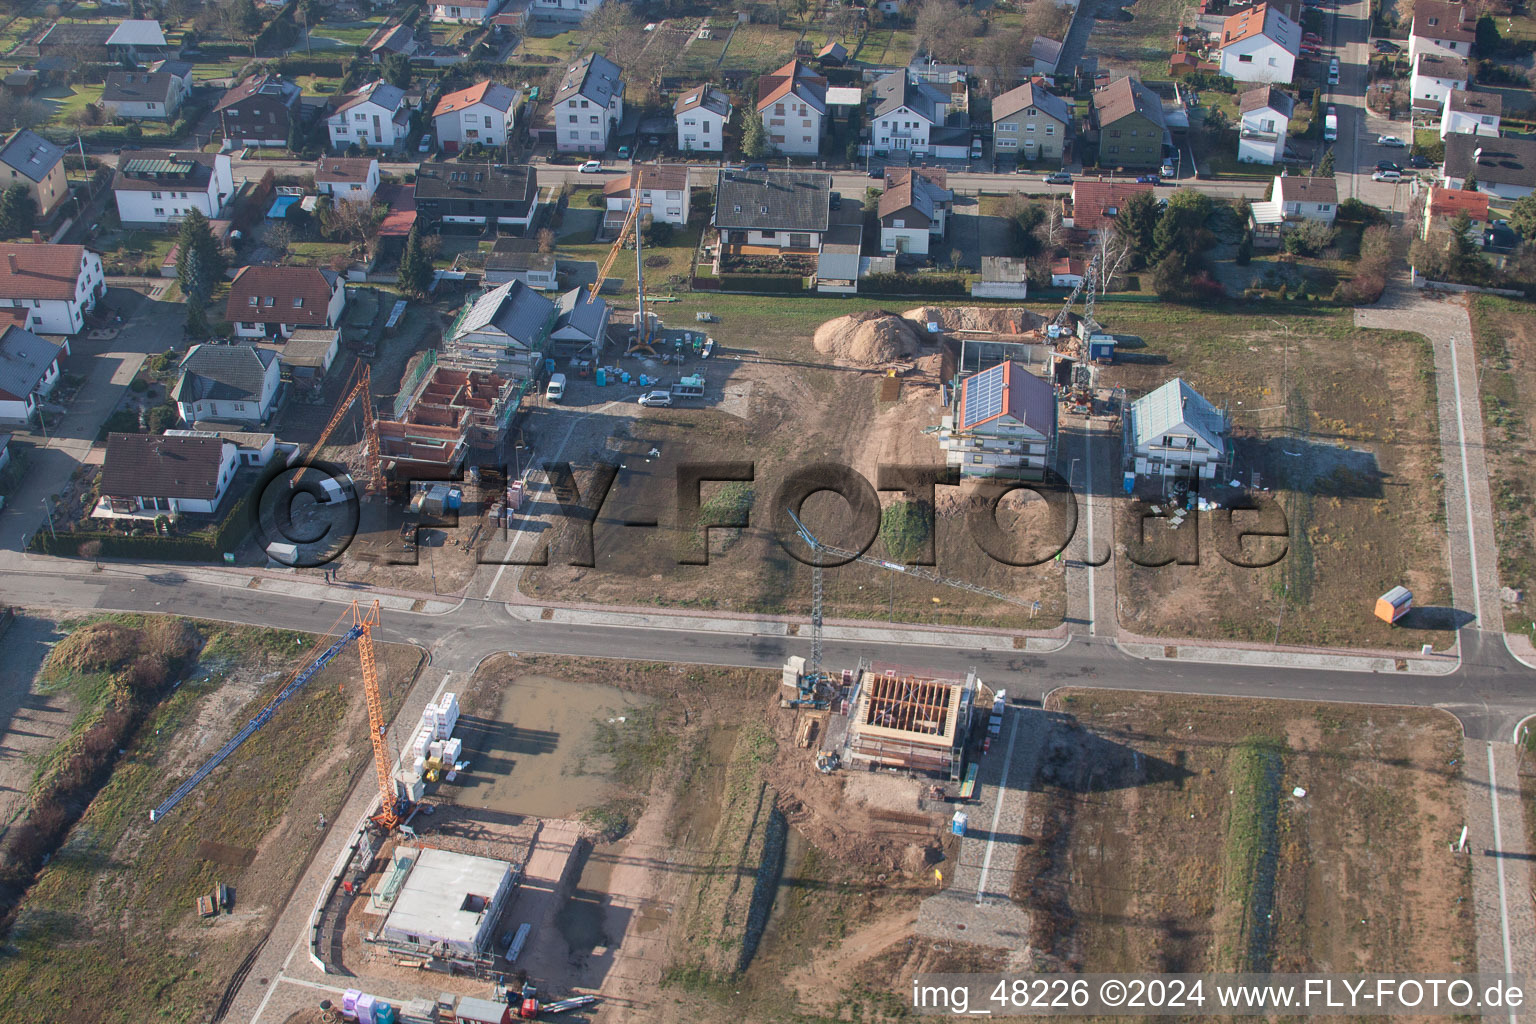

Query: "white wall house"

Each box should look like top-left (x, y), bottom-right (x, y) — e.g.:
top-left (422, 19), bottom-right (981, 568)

top-left (1273, 174), bottom-right (1337, 223)
top-left (1237, 86), bottom-right (1294, 164)
top-left (0, 243), bottom-right (105, 335)
top-left (431, 0), bottom-right (504, 23)
top-left (1218, 3), bottom-right (1300, 84)
top-left (1410, 53), bottom-right (1467, 110)
top-left (1443, 134), bottom-right (1536, 200)
top-left (602, 165), bottom-right (690, 232)
top-left (1409, 0), bottom-right (1475, 63)
top-left (937, 361), bottom-right (1057, 480)
top-left (112, 151), bottom-right (234, 226)
top-left (327, 81), bottom-right (410, 151)
top-left (315, 157), bottom-right (381, 202)
top-left (97, 433), bottom-right (239, 517)
top-left (878, 175), bottom-right (935, 255)
top-left (432, 81), bottom-right (521, 152)
top-left (534, 0), bottom-right (604, 19)
top-left (0, 326), bottom-right (66, 424)
top-left (674, 86), bottom-right (731, 153)
top-left (101, 70), bottom-right (186, 121)
top-left (1128, 378), bottom-right (1228, 481)
top-left (756, 60), bottom-right (826, 157)
top-left (870, 69), bottom-right (948, 155)
top-left (1440, 90), bottom-right (1501, 139)
top-left (225, 266), bottom-right (348, 340)
top-left (554, 54), bottom-right (624, 153)
top-left (172, 344), bottom-right (282, 425)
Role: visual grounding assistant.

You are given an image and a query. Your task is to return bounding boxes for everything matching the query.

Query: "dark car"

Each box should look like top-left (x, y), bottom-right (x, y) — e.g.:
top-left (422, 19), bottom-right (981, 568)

top-left (1135, 173), bottom-right (1161, 184)
top-left (829, 191), bottom-right (842, 210)
top-left (1373, 39), bottom-right (1401, 53)
top-left (746, 162), bottom-right (767, 171)
top-left (1375, 160), bottom-right (1401, 173)
top-left (1407, 153), bottom-right (1430, 168)
top-left (868, 168), bottom-right (883, 178)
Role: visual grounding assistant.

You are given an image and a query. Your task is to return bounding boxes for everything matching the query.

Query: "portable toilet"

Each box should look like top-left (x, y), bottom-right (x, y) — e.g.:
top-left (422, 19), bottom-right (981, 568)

top-left (376, 1004), bottom-right (396, 1024)
top-left (1374, 586), bottom-right (1412, 624)
top-left (951, 811), bottom-right (968, 836)
top-left (595, 367), bottom-right (607, 387)
top-left (343, 990), bottom-right (362, 1020)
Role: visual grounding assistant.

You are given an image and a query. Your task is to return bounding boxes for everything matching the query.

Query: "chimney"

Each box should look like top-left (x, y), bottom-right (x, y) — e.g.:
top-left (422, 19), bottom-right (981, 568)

top-left (6, 253), bottom-right (16, 274)
top-left (30, 230), bottom-right (41, 243)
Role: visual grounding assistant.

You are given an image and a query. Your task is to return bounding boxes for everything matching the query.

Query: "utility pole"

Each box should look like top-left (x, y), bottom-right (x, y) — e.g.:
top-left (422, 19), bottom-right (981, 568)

top-left (41, 497), bottom-right (55, 541)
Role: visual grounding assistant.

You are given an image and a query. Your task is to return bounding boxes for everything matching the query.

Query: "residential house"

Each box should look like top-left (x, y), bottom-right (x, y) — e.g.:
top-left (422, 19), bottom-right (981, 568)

top-left (1066, 179), bottom-right (1154, 236)
top-left (1091, 77), bottom-right (1167, 169)
top-left (369, 23), bottom-right (418, 62)
top-left (1410, 52), bottom-right (1467, 109)
top-left (0, 326), bottom-right (66, 423)
top-left (1420, 185), bottom-right (1488, 240)
top-left (534, 0), bottom-right (604, 20)
top-left (877, 176), bottom-right (934, 256)
top-left (0, 243), bottom-right (104, 335)
top-left (1127, 377), bottom-right (1228, 481)
top-left (756, 60), bottom-right (827, 157)
top-left (553, 54), bottom-right (624, 153)
top-left (215, 74), bottom-right (303, 147)
top-left (150, 59), bottom-right (196, 89)
top-left (111, 150), bottom-right (234, 226)
top-left (884, 167), bottom-right (952, 232)
top-left (1440, 90), bottom-right (1501, 139)
top-left (431, 0), bottom-right (505, 22)
top-left (971, 256), bottom-right (1028, 299)
top-left (37, 19), bottom-right (167, 64)
top-left (1272, 173), bottom-right (1337, 222)
top-left (484, 237), bottom-right (558, 290)
top-left (328, 81), bottom-right (410, 151)
top-left (97, 432), bottom-right (239, 516)
top-left (816, 223), bottom-right (864, 295)
top-left (548, 285), bottom-right (609, 358)
top-left (277, 327), bottom-right (340, 380)
top-left (1051, 257), bottom-right (1086, 288)
top-left (433, 81), bottom-right (521, 153)
top-left (674, 86), bottom-right (731, 153)
top-left (1217, 2), bottom-right (1300, 84)
top-left (0, 129), bottom-right (67, 220)
top-left (1031, 36), bottom-right (1064, 76)
top-left (172, 343), bottom-right (282, 424)
top-left (315, 157), bottom-right (380, 202)
top-left (1443, 134), bottom-right (1536, 199)
top-left (447, 279), bottom-right (558, 372)
top-left (937, 361), bottom-right (1057, 480)
top-left (991, 82), bottom-right (1071, 163)
top-left (102, 71), bottom-right (186, 121)
top-left (712, 169), bottom-right (831, 253)
top-left (412, 162), bottom-right (539, 230)
top-left (603, 164), bottom-right (690, 236)
top-left (1237, 85), bottom-right (1294, 164)
top-left (164, 428), bottom-right (281, 468)
top-left (225, 265), bottom-right (347, 339)
top-left (870, 69), bottom-right (952, 157)
top-left (103, 19), bottom-right (168, 61)
top-left (1409, 0), bottom-right (1475, 63)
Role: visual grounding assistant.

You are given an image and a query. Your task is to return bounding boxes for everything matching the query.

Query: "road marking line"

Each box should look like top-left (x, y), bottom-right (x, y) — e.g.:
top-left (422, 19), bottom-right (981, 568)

top-left (1486, 743), bottom-right (1516, 1024)
top-left (1447, 334), bottom-right (1484, 626)
top-left (975, 711), bottom-right (1021, 904)
top-left (1086, 428), bottom-right (1096, 636)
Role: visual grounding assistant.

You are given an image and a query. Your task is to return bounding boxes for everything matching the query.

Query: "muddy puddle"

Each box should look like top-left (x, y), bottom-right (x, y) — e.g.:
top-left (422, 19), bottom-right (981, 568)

top-left (459, 674), bottom-right (649, 819)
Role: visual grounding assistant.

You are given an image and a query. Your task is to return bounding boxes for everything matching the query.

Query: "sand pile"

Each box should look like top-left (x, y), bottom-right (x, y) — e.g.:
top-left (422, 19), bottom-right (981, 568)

top-left (813, 308), bottom-right (924, 364)
top-left (902, 305), bottom-right (1047, 335)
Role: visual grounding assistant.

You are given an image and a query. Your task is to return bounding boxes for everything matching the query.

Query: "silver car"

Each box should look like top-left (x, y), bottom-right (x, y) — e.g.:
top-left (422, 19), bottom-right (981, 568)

top-left (638, 390), bottom-right (673, 407)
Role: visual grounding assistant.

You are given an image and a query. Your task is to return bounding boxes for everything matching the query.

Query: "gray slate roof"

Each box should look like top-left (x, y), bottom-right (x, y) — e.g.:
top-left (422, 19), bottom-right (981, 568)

top-left (553, 285), bottom-right (607, 340)
top-left (1444, 133), bottom-right (1536, 189)
top-left (0, 130), bottom-right (63, 183)
top-left (554, 53), bottom-right (623, 108)
top-left (0, 326), bottom-right (63, 403)
top-left (1130, 377), bottom-right (1226, 453)
top-left (674, 85), bottom-right (731, 118)
top-left (713, 169), bottom-right (831, 233)
top-left (872, 69), bottom-right (947, 123)
top-left (172, 344), bottom-right (275, 404)
top-left (102, 71), bottom-right (178, 106)
top-left (457, 280), bottom-right (556, 348)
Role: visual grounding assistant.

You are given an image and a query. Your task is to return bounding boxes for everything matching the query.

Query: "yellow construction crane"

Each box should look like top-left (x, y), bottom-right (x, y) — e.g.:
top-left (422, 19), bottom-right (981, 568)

top-left (150, 599), bottom-right (405, 832)
top-left (595, 173), bottom-right (657, 356)
top-left (294, 359), bottom-right (381, 493)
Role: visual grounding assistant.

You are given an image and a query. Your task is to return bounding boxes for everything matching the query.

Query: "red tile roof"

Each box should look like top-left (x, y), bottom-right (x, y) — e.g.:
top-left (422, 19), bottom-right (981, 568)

top-left (0, 242), bottom-right (89, 301)
top-left (225, 266), bottom-right (340, 326)
top-left (377, 184), bottom-right (416, 238)
top-left (1069, 180), bottom-right (1153, 231)
top-left (1427, 185), bottom-right (1488, 220)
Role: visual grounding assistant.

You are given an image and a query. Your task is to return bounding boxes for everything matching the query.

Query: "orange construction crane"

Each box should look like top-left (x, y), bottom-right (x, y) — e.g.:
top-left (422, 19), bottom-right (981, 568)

top-left (294, 359), bottom-right (380, 493)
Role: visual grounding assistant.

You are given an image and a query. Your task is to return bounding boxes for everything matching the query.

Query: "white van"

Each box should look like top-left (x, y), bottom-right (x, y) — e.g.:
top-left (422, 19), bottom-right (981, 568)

top-left (545, 373), bottom-right (567, 401)
top-left (1323, 106), bottom-right (1338, 142)
top-left (1327, 58), bottom-right (1340, 85)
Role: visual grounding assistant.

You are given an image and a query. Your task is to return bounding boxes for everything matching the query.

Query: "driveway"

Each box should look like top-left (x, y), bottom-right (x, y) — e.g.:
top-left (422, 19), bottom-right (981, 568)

top-left (0, 286), bottom-right (187, 556)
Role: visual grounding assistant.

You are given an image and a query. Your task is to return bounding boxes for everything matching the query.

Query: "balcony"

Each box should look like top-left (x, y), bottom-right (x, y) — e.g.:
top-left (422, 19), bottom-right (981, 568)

top-left (1239, 126), bottom-right (1280, 143)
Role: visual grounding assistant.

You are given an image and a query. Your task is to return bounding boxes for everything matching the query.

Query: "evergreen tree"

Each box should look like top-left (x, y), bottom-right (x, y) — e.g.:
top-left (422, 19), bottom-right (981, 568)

top-left (382, 53), bottom-right (412, 89)
top-left (184, 298), bottom-right (211, 340)
top-left (399, 223), bottom-right (432, 298)
top-left (176, 209), bottom-right (224, 303)
top-left (741, 109), bottom-right (769, 159)
top-left (1507, 194), bottom-right (1536, 243)
top-left (1463, 169), bottom-right (1479, 192)
top-left (0, 184), bottom-right (35, 238)
top-left (1113, 191), bottom-right (1158, 267)
top-left (1319, 149), bottom-right (1335, 176)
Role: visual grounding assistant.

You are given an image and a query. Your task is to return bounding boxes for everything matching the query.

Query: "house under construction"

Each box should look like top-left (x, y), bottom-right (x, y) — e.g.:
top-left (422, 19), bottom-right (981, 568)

top-left (374, 362), bottom-right (523, 480)
top-left (842, 665), bottom-right (977, 779)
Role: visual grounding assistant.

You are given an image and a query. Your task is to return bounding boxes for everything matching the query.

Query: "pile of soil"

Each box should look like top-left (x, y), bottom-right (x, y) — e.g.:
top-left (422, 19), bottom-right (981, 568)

top-left (903, 305), bottom-right (1047, 335)
top-left (813, 309), bottom-right (925, 364)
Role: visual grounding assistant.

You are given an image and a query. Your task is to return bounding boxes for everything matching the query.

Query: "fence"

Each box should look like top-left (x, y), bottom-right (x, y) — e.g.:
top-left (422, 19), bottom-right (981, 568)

top-left (393, 347), bottom-right (438, 419)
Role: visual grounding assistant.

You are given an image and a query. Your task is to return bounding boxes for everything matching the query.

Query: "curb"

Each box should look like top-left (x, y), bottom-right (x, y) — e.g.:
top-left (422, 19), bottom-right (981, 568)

top-left (1114, 638), bottom-right (1460, 675)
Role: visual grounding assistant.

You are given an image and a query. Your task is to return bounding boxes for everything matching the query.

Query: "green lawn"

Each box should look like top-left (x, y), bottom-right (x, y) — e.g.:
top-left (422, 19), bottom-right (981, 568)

top-left (311, 20), bottom-right (385, 45)
top-left (518, 26), bottom-right (585, 57)
top-left (286, 240), bottom-right (353, 265)
top-left (40, 83), bottom-right (104, 124)
top-left (97, 229), bottom-right (177, 275)
top-left (563, 222), bottom-right (702, 295)
top-left (293, 73), bottom-right (345, 96)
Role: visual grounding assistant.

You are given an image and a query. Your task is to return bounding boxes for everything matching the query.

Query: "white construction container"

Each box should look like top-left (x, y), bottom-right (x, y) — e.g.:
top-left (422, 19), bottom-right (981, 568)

top-left (443, 737), bottom-right (462, 763)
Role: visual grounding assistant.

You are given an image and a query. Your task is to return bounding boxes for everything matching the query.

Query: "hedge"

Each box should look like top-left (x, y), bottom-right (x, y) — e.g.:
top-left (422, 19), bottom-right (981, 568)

top-left (718, 274), bottom-right (805, 293)
top-left (860, 272), bottom-right (968, 295)
top-left (30, 478), bottom-right (260, 562)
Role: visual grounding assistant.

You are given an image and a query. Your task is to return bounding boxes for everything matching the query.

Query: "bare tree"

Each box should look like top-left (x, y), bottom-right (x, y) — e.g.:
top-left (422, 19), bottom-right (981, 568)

top-left (1039, 202), bottom-right (1064, 251)
top-left (1095, 228), bottom-right (1132, 294)
top-left (320, 199), bottom-right (386, 248)
top-left (536, 228), bottom-right (556, 253)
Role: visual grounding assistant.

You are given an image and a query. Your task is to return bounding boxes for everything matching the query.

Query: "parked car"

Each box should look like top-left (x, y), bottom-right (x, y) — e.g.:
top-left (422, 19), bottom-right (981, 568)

top-left (867, 168), bottom-right (883, 178)
top-left (829, 191), bottom-right (841, 210)
top-left (1372, 169), bottom-right (1403, 182)
top-left (1407, 153), bottom-right (1431, 168)
top-left (1160, 161), bottom-right (1176, 177)
top-left (1303, 31), bottom-right (1323, 43)
top-left (1375, 160), bottom-right (1401, 173)
top-left (418, 133), bottom-right (433, 154)
top-left (617, 144), bottom-right (631, 158)
top-left (578, 159), bottom-right (603, 173)
top-left (1328, 58), bottom-right (1340, 84)
top-left (638, 390), bottom-right (673, 407)
top-left (1043, 171), bottom-right (1073, 184)
top-left (1373, 39), bottom-right (1401, 52)
top-left (746, 162), bottom-right (767, 171)
top-left (646, 135), bottom-right (660, 146)
top-left (1135, 173), bottom-right (1161, 184)
top-left (1377, 134), bottom-right (1406, 147)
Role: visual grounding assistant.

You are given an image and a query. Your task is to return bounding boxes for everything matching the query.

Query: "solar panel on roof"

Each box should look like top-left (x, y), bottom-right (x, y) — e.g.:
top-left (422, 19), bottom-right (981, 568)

top-left (961, 363), bottom-right (1006, 428)
top-left (123, 158), bottom-right (190, 174)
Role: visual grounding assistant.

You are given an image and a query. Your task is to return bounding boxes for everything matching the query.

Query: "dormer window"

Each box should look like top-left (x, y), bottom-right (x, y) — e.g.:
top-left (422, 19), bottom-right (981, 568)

top-left (263, 296), bottom-right (275, 306)
top-left (293, 297), bottom-right (304, 308)
top-left (248, 296), bottom-right (258, 306)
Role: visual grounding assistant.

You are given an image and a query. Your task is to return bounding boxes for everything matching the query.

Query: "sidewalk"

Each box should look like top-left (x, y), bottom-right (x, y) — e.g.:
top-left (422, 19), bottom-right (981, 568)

top-left (1462, 741), bottom-right (1536, 992)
